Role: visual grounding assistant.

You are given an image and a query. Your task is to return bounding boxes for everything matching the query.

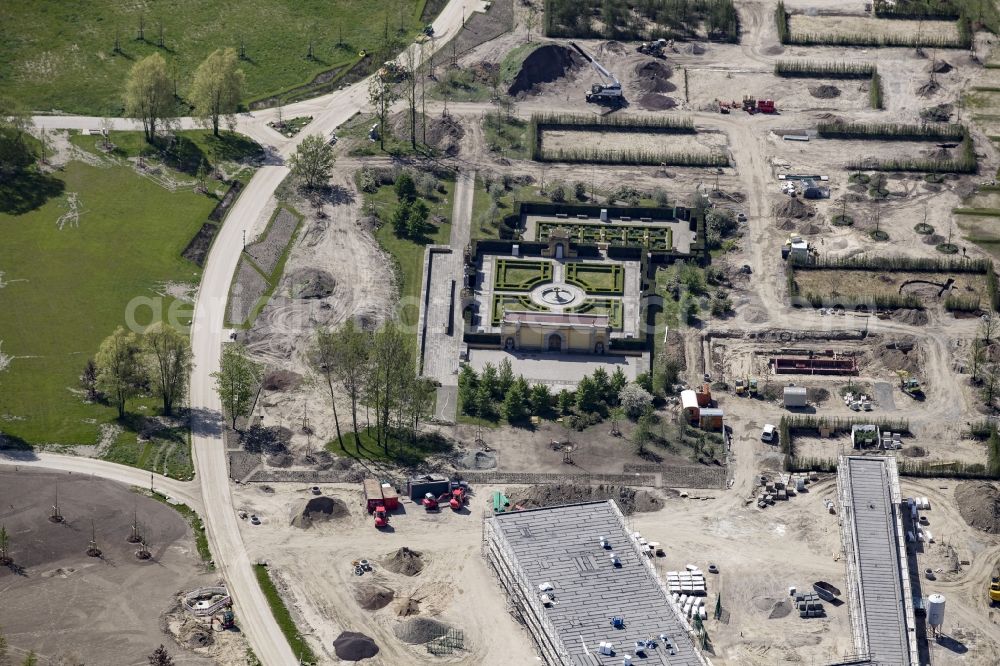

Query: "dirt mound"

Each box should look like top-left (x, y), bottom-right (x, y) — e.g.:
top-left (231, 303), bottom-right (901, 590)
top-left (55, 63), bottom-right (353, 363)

top-left (333, 631), bottom-right (379, 661)
top-left (926, 146), bottom-right (952, 160)
top-left (635, 61), bottom-right (674, 93)
top-left (930, 59), bottom-right (953, 73)
top-left (891, 308), bottom-right (929, 326)
top-left (956, 481), bottom-right (1000, 533)
top-left (638, 93), bottom-right (677, 110)
top-left (774, 198), bottom-right (815, 219)
top-left (801, 222), bottom-right (823, 235)
top-left (809, 84), bottom-right (841, 99)
top-left (354, 583), bottom-right (395, 610)
top-left (262, 369), bottom-right (302, 391)
top-left (600, 40), bottom-right (627, 55)
top-left (871, 340), bottom-right (920, 374)
top-left (289, 268), bottom-right (336, 299)
top-left (769, 600), bottom-right (792, 619)
top-left (507, 484), bottom-right (663, 515)
top-left (917, 79), bottom-right (940, 97)
top-left (290, 496), bottom-right (349, 529)
top-left (686, 42), bottom-right (706, 55)
top-left (508, 44), bottom-right (581, 96)
top-left (902, 446), bottom-right (927, 458)
top-left (457, 450), bottom-right (497, 469)
top-left (383, 547), bottom-right (425, 576)
top-left (776, 219), bottom-right (796, 231)
top-left (394, 617), bottom-right (452, 644)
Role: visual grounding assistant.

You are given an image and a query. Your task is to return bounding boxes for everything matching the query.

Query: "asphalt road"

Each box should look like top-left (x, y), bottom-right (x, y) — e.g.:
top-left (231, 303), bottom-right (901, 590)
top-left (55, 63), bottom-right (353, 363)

top-left (25, 2), bottom-right (488, 663)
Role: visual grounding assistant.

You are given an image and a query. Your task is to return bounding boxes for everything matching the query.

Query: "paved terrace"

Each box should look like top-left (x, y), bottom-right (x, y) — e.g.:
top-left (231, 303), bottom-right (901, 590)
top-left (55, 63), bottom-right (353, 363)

top-left (485, 500), bottom-right (707, 666)
top-left (837, 456), bottom-right (918, 666)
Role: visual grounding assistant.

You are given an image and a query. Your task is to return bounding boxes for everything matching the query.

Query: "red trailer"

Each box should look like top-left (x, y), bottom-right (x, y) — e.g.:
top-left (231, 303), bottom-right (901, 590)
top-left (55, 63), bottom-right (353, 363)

top-left (364, 479), bottom-right (384, 513)
top-left (380, 483), bottom-right (399, 511)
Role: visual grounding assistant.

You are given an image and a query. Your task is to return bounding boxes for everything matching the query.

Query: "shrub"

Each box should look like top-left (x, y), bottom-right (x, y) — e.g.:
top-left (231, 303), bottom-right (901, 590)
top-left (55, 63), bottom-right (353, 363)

top-left (550, 183), bottom-right (566, 203)
top-left (619, 382), bottom-right (653, 419)
top-left (358, 167), bottom-right (379, 193)
top-left (774, 60), bottom-right (875, 78)
top-left (574, 181), bottom-right (587, 200)
top-left (394, 171), bottom-right (417, 202)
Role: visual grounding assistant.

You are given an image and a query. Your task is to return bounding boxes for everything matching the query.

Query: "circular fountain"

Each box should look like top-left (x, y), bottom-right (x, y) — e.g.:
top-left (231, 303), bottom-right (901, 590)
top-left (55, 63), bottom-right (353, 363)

top-left (530, 282), bottom-right (584, 310)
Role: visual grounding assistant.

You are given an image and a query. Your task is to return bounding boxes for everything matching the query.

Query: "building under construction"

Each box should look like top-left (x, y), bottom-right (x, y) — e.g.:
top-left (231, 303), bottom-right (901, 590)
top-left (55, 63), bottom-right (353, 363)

top-left (483, 500), bottom-right (708, 665)
top-left (772, 353), bottom-right (858, 376)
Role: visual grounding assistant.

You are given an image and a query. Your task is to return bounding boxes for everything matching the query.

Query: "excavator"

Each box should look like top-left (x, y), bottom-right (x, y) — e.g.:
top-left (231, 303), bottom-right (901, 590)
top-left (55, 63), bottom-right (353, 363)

top-left (990, 567), bottom-right (1000, 605)
top-left (570, 42), bottom-right (624, 106)
top-left (896, 370), bottom-right (924, 398)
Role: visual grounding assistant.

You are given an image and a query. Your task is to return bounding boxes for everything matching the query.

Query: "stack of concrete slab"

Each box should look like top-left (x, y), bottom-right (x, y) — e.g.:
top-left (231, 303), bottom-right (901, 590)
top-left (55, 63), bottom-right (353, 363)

top-left (794, 591), bottom-right (825, 618)
top-left (667, 567), bottom-right (706, 597)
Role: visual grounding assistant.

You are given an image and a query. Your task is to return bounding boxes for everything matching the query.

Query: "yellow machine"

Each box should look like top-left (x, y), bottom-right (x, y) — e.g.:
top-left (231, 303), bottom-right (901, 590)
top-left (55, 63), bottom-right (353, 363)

top-left (735, 379), bottom-right (747, 396)
top-left (896, 370), bottom-right (923, 398)
top-left (990, 569), bottom-right (1000, 605)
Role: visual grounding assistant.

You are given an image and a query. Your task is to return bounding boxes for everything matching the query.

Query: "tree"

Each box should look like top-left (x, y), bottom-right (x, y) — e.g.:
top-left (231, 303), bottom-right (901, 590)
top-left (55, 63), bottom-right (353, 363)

top-left (80, 358), bottom-right (101, 402)
top-left (368, 74), bottom-right (400, 150)
top-left (95, 327), bottom-right (147, 418)
top-left (574, 181), bottom-right (587, 200)
top-left (143, 322), bottom-right (190, 416)
top-left (481, 362), bottom-right (500, 401)
top-left (311, 327), bottom-right (346, 449)
top-left (0, 98), bottom-right (35, 183)
top-left (458, 365), bottom-right (479, 415)
top-left (497, 358), bottom-right (515, 396)
top-left (988, 428), bottom-right (1000, 478)
top-left (475, 382), bottom-right (494, 420)
top-left (984, 362), bottom-right (1000, 407)
top-left (395, 171), bottom-right (417, 202)
top-left (608, 406), bottom-right (624, 436)
top-left (632, 407), bottom-right (655, 454)
top-left (391, 200), bottom-right (412, 236)
top-left (189, 48), bottom-right (245, 136)
top-left (148, 645), bottom-right (174, 666)
top-left (575, 376), bottom-right (599, 412)
top-left (123, 53), bottom-right (173, 143)
top-left (529, 383), bottom-right (551, 415)
top-left (971, 337), bottom-right (987, 383)
top-left (366, 321), bottom-right (411, 451)
top-left (406, 199), bottom-right (430, 238)
top-left (502, 378), bottom-right (529, 423)
top-left (289, 134), bottom-right (335, 190)
top-left (403, 46), bottom-right (421, 149)
top-left (591, 367), bottom-right (612, 403)
top-left (610, 367), bottom-right (628, 399)
top-left (333, 319), bottom-right (370, 448)
top-left (557, 389), bottom-right (573, 415)
top-left (550, 182), bottom-right (566, 203)
top-left (212, 344), bottom-right (262, 429)
top-left (0, 525), bottom-right (10, 565)
top-left (619, 382), bottom-right (653, 419)
top-left (980, 315), bottom-right (997, 345)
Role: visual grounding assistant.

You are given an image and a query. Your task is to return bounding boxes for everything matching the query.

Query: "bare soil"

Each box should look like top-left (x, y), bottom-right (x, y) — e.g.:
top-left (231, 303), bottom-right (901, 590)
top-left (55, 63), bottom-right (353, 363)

top-left (788, 15), bottom-right (959, 41)
top-left (508, 43), bottom-right (582, 97)
top-left (955, 481), bottom-right (1000, 534)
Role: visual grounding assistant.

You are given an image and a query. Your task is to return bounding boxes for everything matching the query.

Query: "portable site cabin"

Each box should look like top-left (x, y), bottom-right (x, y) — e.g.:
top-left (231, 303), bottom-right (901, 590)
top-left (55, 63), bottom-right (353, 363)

top-left (784, 386), bottom-right (808, 408)
top-left (681, 390), bottom-right (700, 424)
top-left (407, 475), bottom-right (451, 501)
top-left (699, 408), bottom-right (724, 431)
top-left (364, 478), bottom-right (384, 513)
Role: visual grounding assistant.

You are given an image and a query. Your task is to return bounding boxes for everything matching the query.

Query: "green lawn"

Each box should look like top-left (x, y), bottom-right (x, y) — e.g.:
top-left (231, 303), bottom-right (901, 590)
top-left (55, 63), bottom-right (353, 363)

top-left (0, 160), bottom-right (214, 446)
top-left (471, 177), bottom-right (544, 240)
top-left (104, 421), bottom-right (194, 480)
top-left (565, 262), bottom-right (624, 294)
top-left (254, 564), bottom-right (317, 664)
top-left (325, 426), bottom-right (453, 466)
top-left (365, 180), bottom-right (453, 345)
top-left (494, 259), bottom-right (552, 291)
top-left (0, 0), bottom-right (434, 114)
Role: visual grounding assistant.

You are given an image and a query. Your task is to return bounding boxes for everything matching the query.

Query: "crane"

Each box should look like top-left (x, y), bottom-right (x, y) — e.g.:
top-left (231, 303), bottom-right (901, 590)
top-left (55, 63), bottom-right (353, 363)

top-left (570, 42), bottom-right (624, 106)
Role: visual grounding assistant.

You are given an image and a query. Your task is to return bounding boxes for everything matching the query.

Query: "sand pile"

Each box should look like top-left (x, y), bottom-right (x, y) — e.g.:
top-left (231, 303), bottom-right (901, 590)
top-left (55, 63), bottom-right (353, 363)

top-left (508, 484), bottom-right (663, 515)
top-left (290, 496), bottom-right (348, 529)
top-left (891, 308), bottom-right (929, 326)
top-left (956, 482), bottom-right (1000, 533)
top-left (774, 198), bottom-right (815, 219)
top-left (872, 341), bottom-right (920, 374)
top-left (930, 59), bottom-right (953, 73)
top-left (289, 268), bottom-right (336, 299)
top-left (809, 84), bottom-right (841, 99)
top-left (637, 93), bottom-right (677, 110)
top-left (768, 600), bottom-right (791, 619)
top-left (383, 547), bottom-right (425, 576)
top-left (262, 370), bottom-right (302, 391)
top-left (917, 79), bottom-right (940, 97)
top-left (333, 631), bottom-right (379, 661)
top-left (508, 44), bottom-right (581, 96)
top-left (394, 617), bottom-right (452, 644)
top-left (635, 61), bottom-right (674, 93)
top-left (354, 583), bottom-right (395, 610)
top-left (457, 450), bottom-right (497, 469)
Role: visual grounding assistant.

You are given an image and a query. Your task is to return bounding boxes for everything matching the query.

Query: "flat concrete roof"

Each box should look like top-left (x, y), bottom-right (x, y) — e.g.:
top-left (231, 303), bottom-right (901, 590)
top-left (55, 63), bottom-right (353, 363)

top-left (838, 456), bottom-right (918, 666)
top-left (488, 501), bottom-right (706, 666)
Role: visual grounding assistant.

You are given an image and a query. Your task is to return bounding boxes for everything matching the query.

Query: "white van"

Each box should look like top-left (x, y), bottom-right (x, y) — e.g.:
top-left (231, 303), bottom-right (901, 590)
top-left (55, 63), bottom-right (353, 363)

top-left (761, 424), bottom-right (777, 443)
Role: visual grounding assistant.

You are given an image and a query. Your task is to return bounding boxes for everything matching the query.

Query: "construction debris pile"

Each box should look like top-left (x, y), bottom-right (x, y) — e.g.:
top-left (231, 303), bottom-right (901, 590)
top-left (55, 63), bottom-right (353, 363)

top-left (289, 496), bottom-right (348, 529)
top-left (507, 484), bottom-right (663, 515)
top-left (756, 471), bottom-right (820, 509)
top-left (383, 547), bottom-right (425, 576)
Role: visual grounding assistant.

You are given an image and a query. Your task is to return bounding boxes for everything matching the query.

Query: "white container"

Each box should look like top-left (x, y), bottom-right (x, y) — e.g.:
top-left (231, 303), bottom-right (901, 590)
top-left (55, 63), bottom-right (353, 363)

top-left (685, 564), bottom-right (698, 572)
top-left (922, 497), bottom-right (930, 509)
top-left (623, 656), bottom-right (632, 666)
top-left (927, 593), bottom-right (946, 627)
top-left (699, 607), bottom-right (708, 620)
top-left (925, 530), bottom-right (933, 542)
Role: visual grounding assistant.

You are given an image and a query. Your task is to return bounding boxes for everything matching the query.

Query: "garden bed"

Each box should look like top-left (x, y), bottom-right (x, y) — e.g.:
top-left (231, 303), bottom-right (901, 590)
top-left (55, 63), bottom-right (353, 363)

top-left (564, 262), bottom-right (625, 294)
top-left (491, 293), bottom-right (545, 326)
top-left (567, 298), bottom-right (624, 329)
top-left (537, 221), bottom-right (673, 250)
top-left (493, 258), bottom-right (553, 291)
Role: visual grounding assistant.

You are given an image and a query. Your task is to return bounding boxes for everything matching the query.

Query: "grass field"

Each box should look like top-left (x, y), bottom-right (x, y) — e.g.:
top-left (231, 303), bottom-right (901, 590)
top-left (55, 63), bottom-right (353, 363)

top-left (326, 426), bottom-right (453, 466)
top-left (0, 159), bottom-right (215, 446)
top-left (494, 259), bottom-right (552, 291)
top-left (565, 262), bottom-right (624, 295)
top-left (0, 0), bottom-right (432, 114)
top-left (365, 179), bottom-right (453, 347)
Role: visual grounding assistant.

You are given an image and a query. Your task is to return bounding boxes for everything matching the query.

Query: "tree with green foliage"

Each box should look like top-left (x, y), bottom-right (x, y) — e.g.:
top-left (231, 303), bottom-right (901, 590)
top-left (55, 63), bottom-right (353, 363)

top-left (0, 98), bottom-right (35, 183)
top-left (395, 171), bottom-right (417, 202)
top-left (503, 378), bottom-right (529, 423)
top-left (402, 376), bottom-right (436, 442)
top-left (475, 381), bottom-right (494, 420)
top-left (123, 53), bottom-right (174, 143)
top-left (574, 181), bottom-right (587, 200)
top-left (680, 293), bottom-right (698, 324)
top-left (557, 389), bottom-right (574, 415)
top-left (289, 134), bottom-right (335, 190)
top-left (497, 358), bottom-right (515, 396)
top-left (609, 367), bottom-right (628, 401)
top-left (95, 327), bottom-right (147, 419)
top-left (550, 182), bottom-right (566, 203)
top-left (988, 428), bottom-right (1000, 478)
top-left (368, 74), bottom-right (400, 150)
top-left (529, 383), bottom-right (551, 415)
top-left (147, 645), bottom-right (174, 666)
top-left (391, 200), bottom-right (412, 236)
top-left (406, 199), bottom-right (430, 238)
top-left (591, 367), bottom-right (612, 404)
top-left (458, 365), bottom-right (479, 415)
top-left (212, 343), bottom-right (262, 429)
top-left (190, 48), bottom-right (245, 136)
top-left (332, 318), bottom-right (370, 449)
top-left (143, 322), bottom-right (190, 416)
top-left (481, 362), bottom-right (500, 401)
top-left (632, 407), bottom-right (655, 455)
top-left (575, 375), bottom-right (599, 412)
top-left (0, 526), bottom-right (10, 566)
top-left (620, 382), bottom-right (653, 419)
top-left (635, 371), bottom-right (654, 394)
top-left (365, 321), bottom-right (412, 451)
top-left (711, 290), bottom-right (733, 316)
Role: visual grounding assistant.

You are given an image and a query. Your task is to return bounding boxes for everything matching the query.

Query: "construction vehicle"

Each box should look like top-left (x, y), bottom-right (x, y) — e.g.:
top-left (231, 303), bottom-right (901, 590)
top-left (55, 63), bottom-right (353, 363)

top-left (749, 378), bottom-right (759, 397)
top-left (637, 38), bottom-right (669, 57)
top-left (742, 95), bottom-right (777, 115)
top-left (373, 504), bottom-right (389, 528)
top-left (220, 610), bottom-right (235, 629)
top-left (735, 379), bottom-right (747, 396)
top-left (896, 371), bottom-right (924, 398)
top-left (448, 487), bottom-right (467, 510)
top-left (570, 42), bottom-right (624, 106)
top-left (990, 568), bottom-right (1000, 605)
top-left (717, 99), bottom-right (731, 114)
top-left (422, 492), bottom-right (440, 510)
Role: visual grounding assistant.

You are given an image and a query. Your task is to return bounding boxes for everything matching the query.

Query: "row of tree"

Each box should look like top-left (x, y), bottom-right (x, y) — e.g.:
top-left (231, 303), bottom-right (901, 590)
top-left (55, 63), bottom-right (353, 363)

top-left (86, 323), bottom-right (191, 418)
top-left (123, 49), bottom-right (244, 141)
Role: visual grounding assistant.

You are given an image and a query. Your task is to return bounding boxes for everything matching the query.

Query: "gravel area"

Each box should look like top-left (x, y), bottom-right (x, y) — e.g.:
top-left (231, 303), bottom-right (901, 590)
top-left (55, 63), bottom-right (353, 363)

top-left (227, 259), bottom-right (268, 325)
top-left (245, 208), bottom-right (300, 275)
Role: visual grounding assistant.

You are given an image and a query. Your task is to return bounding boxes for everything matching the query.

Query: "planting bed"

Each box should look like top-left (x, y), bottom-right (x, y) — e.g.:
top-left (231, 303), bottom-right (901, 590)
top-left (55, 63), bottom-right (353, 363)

top-left (227, 259), bottom-right (269, 326)
top-left (493, 259), bottom-right (553, 291)
top-left (537, 221), bottom-right (673, 250)
top-left (539, 129), bottom-right (726, 166)
top-left (491, 294), bottom-right (545, 326)
top-left (791, 268), bottom-right (989, 310)
top-left (245, 207), bottom-right (302, 275)
top-left (565, 262), bottom-right (625, 295)
top-left (567, 298), bottom-right (624, 329)
top-left (787, 15), bottom-right (964, 47)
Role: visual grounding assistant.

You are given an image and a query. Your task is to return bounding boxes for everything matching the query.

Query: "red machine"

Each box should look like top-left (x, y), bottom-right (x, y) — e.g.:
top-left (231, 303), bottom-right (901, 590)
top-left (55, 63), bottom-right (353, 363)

top-left (448, 487), bottom-right (467, 510)
top-left (757, 99), bottom-right (776, 113)
top-left (422, 492), bottom-right (440, 510)
top-left (373, 505), bottom-right (389, 528)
